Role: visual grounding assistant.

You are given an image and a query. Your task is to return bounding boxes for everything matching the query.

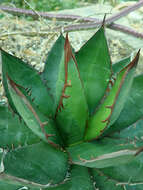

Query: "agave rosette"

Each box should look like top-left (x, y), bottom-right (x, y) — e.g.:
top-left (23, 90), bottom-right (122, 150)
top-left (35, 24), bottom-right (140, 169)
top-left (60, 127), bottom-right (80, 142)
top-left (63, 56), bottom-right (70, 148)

top-left (0, 25), bottom-right (143, 190)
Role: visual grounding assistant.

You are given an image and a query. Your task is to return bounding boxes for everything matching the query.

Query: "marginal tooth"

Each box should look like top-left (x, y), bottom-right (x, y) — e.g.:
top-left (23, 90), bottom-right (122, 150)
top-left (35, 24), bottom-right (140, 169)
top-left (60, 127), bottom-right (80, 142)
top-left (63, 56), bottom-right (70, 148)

top-left (67, 80), bottom-right (72, 87)
top-left (62, 93), bottom-right (70, 98)
top-left (32, 97), bottom-right (35, 102)
top-left (109, 80), bottom-right (114, 86)
top-left (105, 105), bottom-right (113, 109)
top-left (106, 87), bottom-right (110, 93)
top-left (28, 91), bottom-right (32, 96)
top-left (18, 116), bottom-right (22, 123)
top-left (41, 121), bottom-right (48, 127)
top-left (102, 116), bottom-right (110, 123)
top-left (45, 134), bottom-right (55, 138)
top-left (11, 144), bottom-right (14, 150)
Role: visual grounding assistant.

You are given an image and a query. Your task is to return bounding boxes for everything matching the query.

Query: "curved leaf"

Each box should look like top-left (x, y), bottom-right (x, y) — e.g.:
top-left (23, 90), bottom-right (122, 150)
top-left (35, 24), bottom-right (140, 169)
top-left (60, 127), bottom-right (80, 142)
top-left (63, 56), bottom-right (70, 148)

top-left (41, 34), bottom-right (65, 112)
top-left (111, 119), bottom-right (143, 148)
top-left (84, 51), bottom-right (140, 141)
top-left (76, 26), bottom-right (111, 115)
top-left (0, 105), bottom-right (40, 149)
top-left (109, 74), bottom-right (143, 134)
top-left (92, 170), bottom-right (124, 190)
top-left (55, 34), bottom-right (88, 146)
top-left (46, 165), bottom-right (95, 190)
top-left (67, 137), bottom-right (141, 169)
top-left (113, 56), bottom-right (131, 73)
top-left (92, 152), bottom-right (143, 190)
top-left (1, 49), bottom-right (54, 117)
top-left (0, 180), bottom-right (29, 190)
top-left (7, 77), bottom-right (62, 147)
top-left (3, 142), bottom-right (68, 185)
top-left (0, 176), bottom-right (39, 190)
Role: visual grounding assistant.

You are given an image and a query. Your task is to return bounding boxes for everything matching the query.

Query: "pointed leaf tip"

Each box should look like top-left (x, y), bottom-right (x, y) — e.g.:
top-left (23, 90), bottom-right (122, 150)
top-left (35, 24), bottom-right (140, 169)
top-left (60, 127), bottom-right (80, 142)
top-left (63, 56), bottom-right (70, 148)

top-left (102, 14), bottom-right (107, 28)
top-left (85, 51), bottom-right (139, 141)
top-left (124, 50), bottom-right (140, 71)
top-left (64, 33), bottom-right (72, 64)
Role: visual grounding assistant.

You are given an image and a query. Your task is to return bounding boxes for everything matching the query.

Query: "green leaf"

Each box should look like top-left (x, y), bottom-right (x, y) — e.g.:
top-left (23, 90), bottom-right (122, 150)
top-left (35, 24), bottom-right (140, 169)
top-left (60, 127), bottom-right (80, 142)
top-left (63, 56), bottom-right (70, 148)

top-left (0, 105), bottom-right (40, 149)
top-left (126, 186), bottom-right (143, 190)
top-left (55, 34), bottom-right (88, 146)
top-left (67, 137), bottom-right (141, 168)
top-left (0, 176), bottom-right (39, 190)
top-left (99, 155), bottom-right (143, 183)
top-left (67, 165), bottom-right (94, 190)
top-left (1, 49), bottom-right (54, 117)
top-left (108, 74), bottom-right (143, 134)
top-left (84, 51), bottom-right (140, 141)
top-left (0, 180), bottom-right (27, 190)
top-left (46, 165), bottom-right (95, 190)
top-left (90, 120), bottom-right (143, 189)
top-left (7, 77), bottom-right (62, 147)
top-left (41, 34), bottom-right (65, 112)
top-left (76, 26), bottom-right (111, 115)
top-left (3, 142), bottom-right (68, 185)
top-left (113, 56), bottom-right (131, 73)
top-left (111, 119), bottom-right (143, 147)
top-left (92, 152), bottom-right (143, 190)
top-left (92, 169), bottom-right (124, 190)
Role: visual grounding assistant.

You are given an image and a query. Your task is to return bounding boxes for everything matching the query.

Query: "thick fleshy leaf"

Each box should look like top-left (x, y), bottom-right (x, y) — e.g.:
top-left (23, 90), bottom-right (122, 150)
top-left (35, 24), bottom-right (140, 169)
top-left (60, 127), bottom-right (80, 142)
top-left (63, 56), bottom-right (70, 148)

top-left (108, 74), bottom-right (143, 134)
top-left (0, 180), bottom-right (29, 190)
top-left (1, 49), bottom-right (54, 117)
top-left (92, 151), bottom-right (143, 190)
top-left (113, 56), bottom-right (131, 73)
top-left (67, 137), bottom-right (141, 168)
top-left (0, 176), bottom-right (39, 190)
top-left (41, 34), bottom-right (65, 112)
top-left (92, 170), bottom-right (124, 190)
top-left (0, 105), bottom-right (40, 149)
top-left (7, 77), bottom-right (62, 147)
top-left (111, 119), bottom-right (143, 148)
top-left (3, 142), bottom-right (68, 185)
top-left (55, 35), bottom-right (88, 146)
top-left (76, 26), bottom-right (111, 115)
top-left (46, 165), bottom-right (95, 190)
top-left (91, 120), bottom-right (143, 189)
top-left (84, 51), bottom-right (140, 141)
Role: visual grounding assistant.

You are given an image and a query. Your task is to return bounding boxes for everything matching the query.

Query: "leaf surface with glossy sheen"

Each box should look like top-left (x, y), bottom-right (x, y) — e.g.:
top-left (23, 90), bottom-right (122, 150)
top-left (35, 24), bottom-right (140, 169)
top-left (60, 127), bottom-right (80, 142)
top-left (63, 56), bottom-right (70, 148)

top-left (7, 77), bottom-right (62, 146)
top-left (67, 137), bottom-right (141, 168)
top-left (76, 26), bottom-right (111, 115)
top-left (1, 49), bottom-right (54, 117)
top-left (0, 105), bottom-right (40, 148)
top-left (55, 35), bottom-right (88, 145)
top-left (92, 151), bottom-right (143, 190)
top-left (84, 51), bottom-right (140, 141)
top-left (108, 74), bottom-right (143, 134)
top-left (4, 142), bottom-right (68, 185)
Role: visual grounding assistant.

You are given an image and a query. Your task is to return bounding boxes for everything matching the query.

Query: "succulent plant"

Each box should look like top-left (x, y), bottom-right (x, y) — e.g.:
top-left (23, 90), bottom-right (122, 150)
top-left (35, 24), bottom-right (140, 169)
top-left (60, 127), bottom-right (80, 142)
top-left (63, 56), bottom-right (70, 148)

top-left (0, 24), bottom-right (143, 190)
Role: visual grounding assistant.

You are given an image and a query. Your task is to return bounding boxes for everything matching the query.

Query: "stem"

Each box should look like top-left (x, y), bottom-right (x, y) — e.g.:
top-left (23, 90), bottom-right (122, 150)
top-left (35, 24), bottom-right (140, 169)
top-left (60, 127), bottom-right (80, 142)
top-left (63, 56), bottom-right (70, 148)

top-left (0, 1), bottom-right (143, 23)
top-left (0, 31), bottom-right (57, 38)
top-left (109, 23), bottom-right (143, 39)
top-left (0, 0), bottom-right (143, 38)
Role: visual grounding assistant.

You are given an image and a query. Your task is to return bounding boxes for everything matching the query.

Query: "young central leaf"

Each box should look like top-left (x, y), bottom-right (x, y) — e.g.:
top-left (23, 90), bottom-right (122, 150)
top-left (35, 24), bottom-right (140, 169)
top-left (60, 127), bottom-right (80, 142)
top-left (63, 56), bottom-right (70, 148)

top-left (76, 26), bottom-right (111, 115)
top-left (41, 34), bottom-right (66, 113)
top-left (56, 34), bottom-right (88, 146)
top-left (84, 51), bottom-right (140, 141)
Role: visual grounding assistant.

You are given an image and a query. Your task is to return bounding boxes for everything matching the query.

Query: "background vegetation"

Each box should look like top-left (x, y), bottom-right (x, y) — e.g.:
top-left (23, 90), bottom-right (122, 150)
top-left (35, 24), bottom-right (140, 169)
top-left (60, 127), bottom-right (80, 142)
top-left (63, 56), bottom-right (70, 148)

top-left (0, 0), bottom-right (139, 11)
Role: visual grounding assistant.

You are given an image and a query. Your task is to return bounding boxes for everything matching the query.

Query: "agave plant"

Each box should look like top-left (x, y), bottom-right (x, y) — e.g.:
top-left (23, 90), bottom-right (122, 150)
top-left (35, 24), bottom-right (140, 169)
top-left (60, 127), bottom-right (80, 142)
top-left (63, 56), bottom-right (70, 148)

top-left (0, 24), bottom-right (143, 190)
